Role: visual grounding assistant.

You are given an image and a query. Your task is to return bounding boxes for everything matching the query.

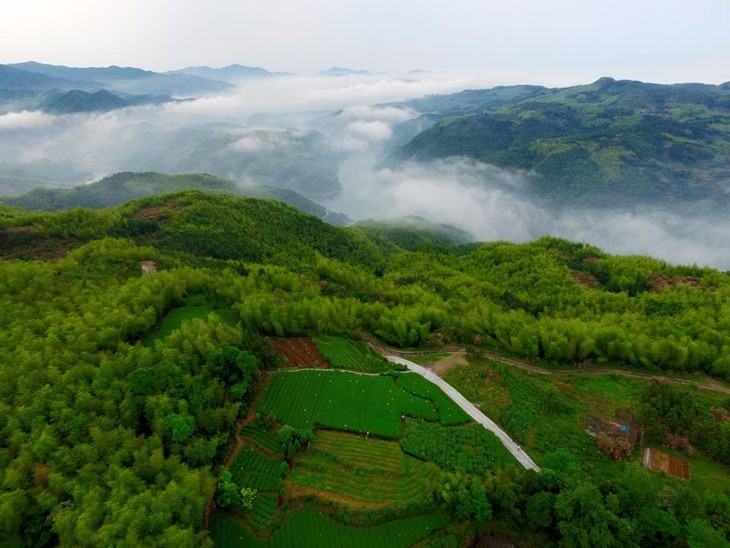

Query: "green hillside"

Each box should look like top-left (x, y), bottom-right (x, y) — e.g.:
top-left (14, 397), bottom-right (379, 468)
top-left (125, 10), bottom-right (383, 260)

top-left (2, 171), bottom-right (350, 224)
top-left (1, 191), bottom-right (728, 546)
top-left (395, 78), bottom-right (730, 211)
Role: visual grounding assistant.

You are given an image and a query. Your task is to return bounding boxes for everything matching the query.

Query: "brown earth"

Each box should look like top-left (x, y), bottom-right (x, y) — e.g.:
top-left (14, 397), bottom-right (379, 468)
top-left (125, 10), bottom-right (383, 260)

top-left (423, 352), bottom-right (468, 376)
top-left (646, 448), bottom-right (690, 479)
top-left (270, 337), bottom-right (329, 369)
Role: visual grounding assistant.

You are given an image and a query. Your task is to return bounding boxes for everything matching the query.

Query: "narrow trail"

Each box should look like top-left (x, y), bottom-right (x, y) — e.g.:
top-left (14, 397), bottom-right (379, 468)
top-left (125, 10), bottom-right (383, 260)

top-left (387, 355), bottom-right (540, 472)
top-left (363, 336), bottom-right (730, 396)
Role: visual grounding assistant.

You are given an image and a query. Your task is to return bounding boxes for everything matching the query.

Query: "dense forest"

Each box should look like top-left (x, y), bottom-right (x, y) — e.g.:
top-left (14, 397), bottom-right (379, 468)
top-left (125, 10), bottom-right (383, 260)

top-left (0, 191), bottom-right (728, 545)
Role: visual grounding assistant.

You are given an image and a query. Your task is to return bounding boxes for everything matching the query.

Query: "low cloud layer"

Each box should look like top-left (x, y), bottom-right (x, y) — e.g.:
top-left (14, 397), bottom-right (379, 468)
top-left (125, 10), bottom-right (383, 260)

top-left (332, 157), bottom-right (730, 270)
top-left (1, 72), bottom-right (728, 270)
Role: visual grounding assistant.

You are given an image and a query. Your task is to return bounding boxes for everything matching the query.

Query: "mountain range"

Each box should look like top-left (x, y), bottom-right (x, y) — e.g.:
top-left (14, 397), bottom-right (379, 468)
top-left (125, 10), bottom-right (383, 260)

top-left (392, 77), bottom-right (730, 213)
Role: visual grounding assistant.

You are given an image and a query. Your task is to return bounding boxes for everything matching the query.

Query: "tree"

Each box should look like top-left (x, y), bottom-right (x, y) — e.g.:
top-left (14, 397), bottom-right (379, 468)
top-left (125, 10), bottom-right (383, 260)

top-left (278, 425), bottom-right (314, 458)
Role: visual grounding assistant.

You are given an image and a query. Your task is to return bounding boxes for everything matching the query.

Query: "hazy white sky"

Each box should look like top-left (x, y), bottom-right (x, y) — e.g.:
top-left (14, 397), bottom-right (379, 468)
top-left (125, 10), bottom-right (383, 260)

top-left (1, 0), bottom-right (729, 85)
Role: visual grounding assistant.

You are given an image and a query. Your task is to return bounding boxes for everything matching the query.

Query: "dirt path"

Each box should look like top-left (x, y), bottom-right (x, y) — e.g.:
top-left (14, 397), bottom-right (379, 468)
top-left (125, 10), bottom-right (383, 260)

top-left (388, 355), bottom-right (540, 472)
top-left (363, 336), bottom-right (730, 396)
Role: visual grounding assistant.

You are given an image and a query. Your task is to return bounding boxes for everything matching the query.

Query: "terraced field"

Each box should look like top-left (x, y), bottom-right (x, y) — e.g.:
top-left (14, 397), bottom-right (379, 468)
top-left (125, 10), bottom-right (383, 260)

top-left (270, 510), bottom-right (445, 548)
top-left (209, 511), bottom-right (266, 548)
top-left (230, 448), bottom-right (282, 491)
top-left (400, 418), bottom-right (514, 473)
top-left (312, 335), bottom-right (394, 373)
top-left (257, 370), bottom-right (437, 437)
top-left (288, 430), bottom-right (432, 507)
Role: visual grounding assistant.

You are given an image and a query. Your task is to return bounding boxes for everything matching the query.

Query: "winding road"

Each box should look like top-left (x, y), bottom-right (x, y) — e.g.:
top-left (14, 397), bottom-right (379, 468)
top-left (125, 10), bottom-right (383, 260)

top-left (386, 355), bottom-right (541, 472)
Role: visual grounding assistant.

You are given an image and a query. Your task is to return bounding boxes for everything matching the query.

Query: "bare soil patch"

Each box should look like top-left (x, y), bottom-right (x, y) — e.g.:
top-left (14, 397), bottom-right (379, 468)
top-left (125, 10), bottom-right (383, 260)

top-left (644, 447), bottom-right (690, 479)
top-left (270, 337), bottom-right (329, 368)
top-left (424, 351), bottom-right (468, 376)
top-left (585, 409), bottom-right (642, 448)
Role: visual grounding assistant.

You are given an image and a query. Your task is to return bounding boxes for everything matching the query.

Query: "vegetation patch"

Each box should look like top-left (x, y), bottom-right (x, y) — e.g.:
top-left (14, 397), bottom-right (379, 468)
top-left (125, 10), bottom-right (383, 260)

top-left (313, 335), bottom-right (392, 373)
top-left (400, 419), bottom-right (514, 473)
top-left (269, 509), bottom-right (445, 548)
top-left (394, 372), bottom-right (471, 425)
top-left (230, 447), bottom-right (283, 491)
top-left (257, 370), bottom-right (437, 438)
top-left (209, 510), bottom-right (266, 548)
top-left (288, 429), bottom-right (432, 508)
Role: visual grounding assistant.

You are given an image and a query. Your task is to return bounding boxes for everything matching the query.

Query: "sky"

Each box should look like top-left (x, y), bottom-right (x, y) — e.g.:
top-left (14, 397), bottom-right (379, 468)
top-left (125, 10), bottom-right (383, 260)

top-left (1, 0), bottom-right (729, 85)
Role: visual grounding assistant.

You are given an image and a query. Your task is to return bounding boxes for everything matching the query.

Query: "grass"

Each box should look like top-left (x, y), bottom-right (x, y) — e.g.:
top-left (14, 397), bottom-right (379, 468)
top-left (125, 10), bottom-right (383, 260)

top-left (395, 372), bottom-right (471, 426)
top-left (270, 510), bottom-right (445, 548)
top-left (257, 370), bottom-right (437, 438)
top-left (142, 304), bottom-right (235, 345)
top-left (312, 335), bottom-right (393, 373)
top-left (288, 430), bottom-right (432, 507)
top-left (400, 418), bottom-right (515, 473)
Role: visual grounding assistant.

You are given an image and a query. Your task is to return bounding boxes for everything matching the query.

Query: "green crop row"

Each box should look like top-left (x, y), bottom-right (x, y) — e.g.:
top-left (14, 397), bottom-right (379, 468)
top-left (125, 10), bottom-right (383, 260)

top-left (209, 510), bottom-right (266, 548)
top-left (230, 447), bottom-right (283, 491)
top-left (313, 335), bottom-right (392, 373)
top-left (258, 370), bottom-right (437, 438)
top-left (400, 418), bottom-right (515, 473)
top-left (288, 430), bottom-right (431, 506)
top-left (270, 510), bottom-right (445, 548)
top-left (394, 373), bottom-right (471, 426)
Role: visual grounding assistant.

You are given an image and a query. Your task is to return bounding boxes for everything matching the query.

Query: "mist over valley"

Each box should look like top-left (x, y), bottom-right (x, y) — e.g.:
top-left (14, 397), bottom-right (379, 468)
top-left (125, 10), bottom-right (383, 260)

top-left (1, 65), bottom-right (729, 269)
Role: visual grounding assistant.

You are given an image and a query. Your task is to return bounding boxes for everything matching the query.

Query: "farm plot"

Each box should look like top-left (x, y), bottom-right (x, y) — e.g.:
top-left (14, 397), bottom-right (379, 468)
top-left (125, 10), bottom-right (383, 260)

top-left (288, 430), bottom-right (432, 507)
top-left (270, 510), bottom-right (445, 548)
top-left (643, 448), bottom-right (690, 479)
top-left (400, 418), bottom-right (514, 473)
top-left (257, 370), bottom-right (437, 438)
top-left (312, 335), bottom-right (394, 373)
top-left (230, 447), bottom-right (283, 491)
top-left (270, 337), bottom-right (328, 368)
top-left (395, 372), bottom-right (471, 425)
top-left (209, 510), bottom-right (266, 548)
top-left (240, 424), bottom-right (281, 457)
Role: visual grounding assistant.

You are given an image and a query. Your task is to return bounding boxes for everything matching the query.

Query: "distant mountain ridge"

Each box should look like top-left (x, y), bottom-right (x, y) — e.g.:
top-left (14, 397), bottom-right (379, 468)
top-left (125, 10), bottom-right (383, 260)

top-left (393, 77), bottom-right (730, 212)
top-left (1, 172), bottom-right (350, 225)
top-left (2, 61), bottom-right (232, 97)
top-left (167, 64), bottom-right (287, 82)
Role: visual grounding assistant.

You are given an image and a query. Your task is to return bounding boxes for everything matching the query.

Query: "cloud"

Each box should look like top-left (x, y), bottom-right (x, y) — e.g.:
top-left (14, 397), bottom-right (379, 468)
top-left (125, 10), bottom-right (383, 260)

top-left (0, 110), bottom-right (55, 131)
top-left (1, 72), bottom-right (728, 270)
top-left (347, 120), bottom-right (392, 141)
top-left (332, 157), bottom-right (730, 270)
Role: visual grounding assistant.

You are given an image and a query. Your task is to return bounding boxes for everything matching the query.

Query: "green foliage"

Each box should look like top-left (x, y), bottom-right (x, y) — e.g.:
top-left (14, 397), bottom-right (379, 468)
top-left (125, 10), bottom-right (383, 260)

top-left (288, 429), bottom-right (432, 507)
top-left (257, 370), bottom-right (437, 438)
top-left (278, 425), bottom-right (314, 458)
top-left (230, 448), bottom-right (283, 491)
top-left (269, 510), bottom-right (446, 548)
top-left (312, 335), bottom-right (392, 373)
top-left (400, 419), bottom-right (514, 472)
top-left (394, 374), bottom-right (471, 425)
top-left (396, 78), bottom-right (730, 211)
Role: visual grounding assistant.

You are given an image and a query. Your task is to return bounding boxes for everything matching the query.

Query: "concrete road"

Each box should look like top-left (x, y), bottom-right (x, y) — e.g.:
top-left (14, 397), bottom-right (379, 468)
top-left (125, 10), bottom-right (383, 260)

top-left (387, 355), bottom-right (541, 472)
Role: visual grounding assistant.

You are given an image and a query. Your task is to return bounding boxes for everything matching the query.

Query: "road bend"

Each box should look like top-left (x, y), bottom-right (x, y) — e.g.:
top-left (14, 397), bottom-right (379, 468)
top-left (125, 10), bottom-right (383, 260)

top-left (386, 355), bottom-right (541, 472)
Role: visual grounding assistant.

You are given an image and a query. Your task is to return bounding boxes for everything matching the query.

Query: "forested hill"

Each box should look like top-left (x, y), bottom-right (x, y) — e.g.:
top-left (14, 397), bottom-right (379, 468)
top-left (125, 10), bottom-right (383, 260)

top-left (1, 190), bottom-right (729, 545)
top-left (1, 172), bottom-right (350, 224)
top-left (393, 78), bottom-right (730, 211)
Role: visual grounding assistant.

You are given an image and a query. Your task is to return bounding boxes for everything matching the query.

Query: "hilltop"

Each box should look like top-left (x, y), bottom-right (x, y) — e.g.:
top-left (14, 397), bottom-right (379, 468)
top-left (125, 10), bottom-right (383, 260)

top-left (393, 78), bottom-right (730, 212)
